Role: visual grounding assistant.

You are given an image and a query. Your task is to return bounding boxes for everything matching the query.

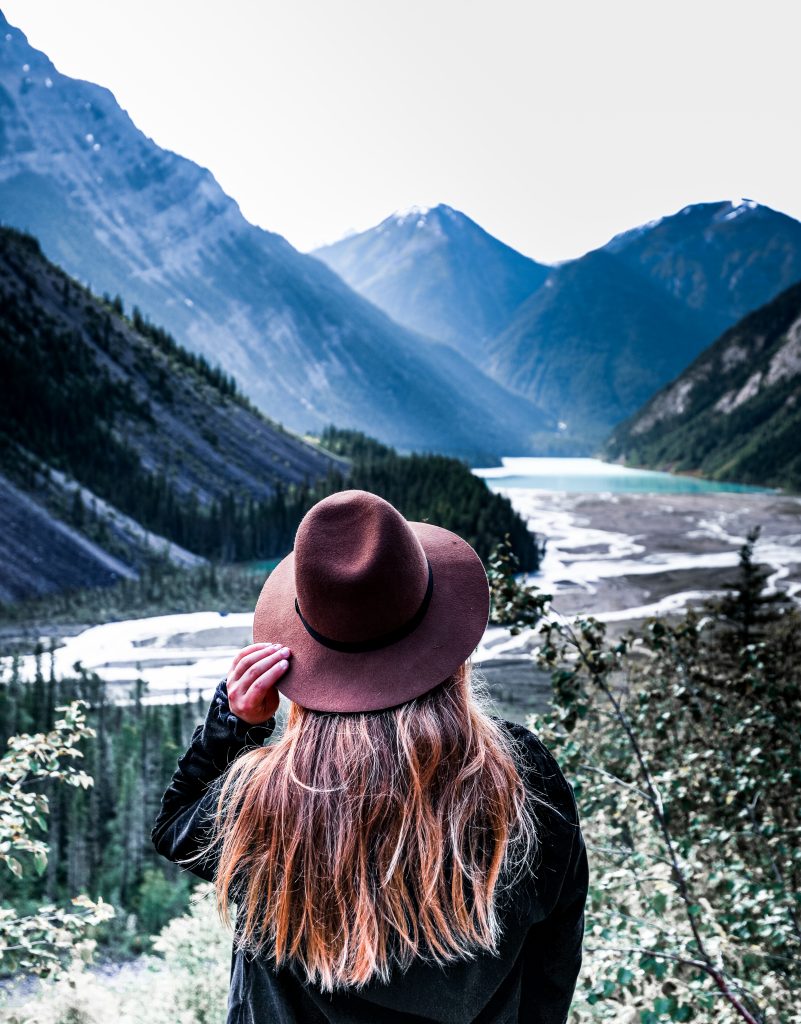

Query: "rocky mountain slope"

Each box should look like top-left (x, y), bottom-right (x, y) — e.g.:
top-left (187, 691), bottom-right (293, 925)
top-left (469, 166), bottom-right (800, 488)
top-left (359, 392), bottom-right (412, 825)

top-left (605, 199), bottom-right (801, 336)
top-left (486, 199), bottom-right (801, 446)
top-left (0, 13), bottom-right (551, 461)
top-left (312, 205), bottom-right (548, 363)
top-left (606, 280), bottom-right (801, 491)
top-left (486, 248), bottom-right (706, 440)
top-left (0, 226), bottom-right (342, 601)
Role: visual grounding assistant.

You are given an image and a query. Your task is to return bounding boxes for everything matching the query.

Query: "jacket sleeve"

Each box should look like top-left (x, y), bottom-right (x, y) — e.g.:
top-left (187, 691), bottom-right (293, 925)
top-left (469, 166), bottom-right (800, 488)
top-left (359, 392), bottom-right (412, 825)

top-left (150, 677), bottom-right (276, 882)
top-left (507, 723), bottom-right (589, 1024)
top-left (520, 811), bottom-right (588, 1024)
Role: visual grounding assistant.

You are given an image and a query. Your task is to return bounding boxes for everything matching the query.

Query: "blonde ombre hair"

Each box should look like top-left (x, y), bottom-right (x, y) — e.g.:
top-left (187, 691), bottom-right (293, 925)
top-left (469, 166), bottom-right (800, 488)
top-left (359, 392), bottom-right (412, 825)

top-left (196, 662), bottom-right (540, 992)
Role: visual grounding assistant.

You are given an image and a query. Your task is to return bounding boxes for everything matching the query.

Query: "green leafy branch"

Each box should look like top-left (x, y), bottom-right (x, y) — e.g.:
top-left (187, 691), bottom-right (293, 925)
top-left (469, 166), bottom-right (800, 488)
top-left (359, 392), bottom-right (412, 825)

top-left (0, 700), bottom-right (116, 977)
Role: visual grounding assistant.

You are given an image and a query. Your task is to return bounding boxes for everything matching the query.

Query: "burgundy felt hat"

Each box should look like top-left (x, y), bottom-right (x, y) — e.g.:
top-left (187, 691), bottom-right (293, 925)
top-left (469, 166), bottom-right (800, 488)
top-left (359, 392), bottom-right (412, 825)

top-left (252, 489), bottom-right (490, 712)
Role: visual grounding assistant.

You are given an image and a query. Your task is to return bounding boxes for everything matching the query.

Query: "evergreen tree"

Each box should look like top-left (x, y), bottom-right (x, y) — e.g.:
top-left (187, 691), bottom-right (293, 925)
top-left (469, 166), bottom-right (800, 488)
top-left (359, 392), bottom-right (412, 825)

top-left (708, 526), bottom-right (792, 648)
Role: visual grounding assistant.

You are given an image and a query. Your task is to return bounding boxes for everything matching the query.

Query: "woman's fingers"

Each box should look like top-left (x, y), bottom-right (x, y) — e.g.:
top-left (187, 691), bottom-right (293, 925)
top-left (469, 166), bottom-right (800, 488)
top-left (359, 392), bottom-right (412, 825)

top-left (230, 643), bottom-right (284, 685)
top-left (230, 642), bottom-right (277, 673)
top-left (230, 646), bottom-right (289, 691)
top-left (226, 642), bottom-right (292, 723)
top-left (231, 657), bottom-right (289, 724)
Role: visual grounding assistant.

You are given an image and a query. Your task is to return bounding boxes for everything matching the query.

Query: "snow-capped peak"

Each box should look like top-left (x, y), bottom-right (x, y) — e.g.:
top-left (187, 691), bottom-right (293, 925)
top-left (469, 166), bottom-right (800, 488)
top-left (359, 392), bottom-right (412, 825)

top-left (390, 205), bottom-right (433, 227)
top-left (721, 197), bottom-right (759, 222)
top-left (382, 204), bottom-right (464, 235)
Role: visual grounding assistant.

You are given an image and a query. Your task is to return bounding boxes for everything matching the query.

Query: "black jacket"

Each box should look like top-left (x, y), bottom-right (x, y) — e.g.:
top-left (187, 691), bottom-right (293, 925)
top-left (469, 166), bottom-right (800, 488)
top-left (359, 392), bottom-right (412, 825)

top-left (151, 679), bottom-right (588, 1024)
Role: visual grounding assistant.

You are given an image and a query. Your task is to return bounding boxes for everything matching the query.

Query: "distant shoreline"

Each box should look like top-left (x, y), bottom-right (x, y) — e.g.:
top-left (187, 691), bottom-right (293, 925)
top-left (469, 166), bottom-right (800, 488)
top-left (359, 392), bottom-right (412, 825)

top-left (473, 456), bottom-right (777, 495)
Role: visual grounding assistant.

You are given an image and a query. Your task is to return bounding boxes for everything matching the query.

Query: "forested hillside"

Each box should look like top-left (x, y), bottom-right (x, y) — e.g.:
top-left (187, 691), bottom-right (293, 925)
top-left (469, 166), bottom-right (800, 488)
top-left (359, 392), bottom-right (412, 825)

top-left (607, 280), bottom-right (801, 491)
top-left (0, 427), bottom-right (542, 631)
top-left (0, 226), bottom-right (342, 600)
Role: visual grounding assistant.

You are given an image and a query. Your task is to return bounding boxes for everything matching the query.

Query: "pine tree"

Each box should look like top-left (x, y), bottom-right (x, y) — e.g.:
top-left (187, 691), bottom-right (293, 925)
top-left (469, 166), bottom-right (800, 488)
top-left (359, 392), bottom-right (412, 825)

top-left (710, 526), bottom-right (792, 648)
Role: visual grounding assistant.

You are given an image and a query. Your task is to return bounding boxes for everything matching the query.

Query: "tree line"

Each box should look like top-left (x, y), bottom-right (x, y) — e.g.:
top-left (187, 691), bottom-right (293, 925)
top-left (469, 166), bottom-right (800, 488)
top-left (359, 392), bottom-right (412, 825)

top-left (0, 654), bottom-right (204, 958)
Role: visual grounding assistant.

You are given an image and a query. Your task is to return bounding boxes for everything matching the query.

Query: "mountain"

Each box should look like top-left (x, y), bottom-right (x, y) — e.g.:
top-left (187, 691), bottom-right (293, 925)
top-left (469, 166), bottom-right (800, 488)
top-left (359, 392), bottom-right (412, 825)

top-left (312, 205), bottom-right (549, 363)
top-left (0, 14), bottom-right (551, 462)
top-left (0, 225), bottom-right (341, 601)
top-left (605, 199), bottom-right (801, 336)
top-left (487, 200), bottom-right (801, 446)
top-left (606, 279), bottom-right (801, 491)
top-left (486, 249), bottom-right (706, 440)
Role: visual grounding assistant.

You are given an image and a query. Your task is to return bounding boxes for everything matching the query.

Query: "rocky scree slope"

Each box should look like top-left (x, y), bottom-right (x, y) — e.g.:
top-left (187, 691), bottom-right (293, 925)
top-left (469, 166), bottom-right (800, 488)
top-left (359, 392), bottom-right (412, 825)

top-left (0, 226), bottom-right (341, 601)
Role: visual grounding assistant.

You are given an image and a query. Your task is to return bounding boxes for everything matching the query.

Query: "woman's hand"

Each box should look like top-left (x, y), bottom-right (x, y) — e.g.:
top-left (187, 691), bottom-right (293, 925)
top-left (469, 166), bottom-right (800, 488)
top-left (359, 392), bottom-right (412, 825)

top-left (227, 642), bottom-right (291, 724)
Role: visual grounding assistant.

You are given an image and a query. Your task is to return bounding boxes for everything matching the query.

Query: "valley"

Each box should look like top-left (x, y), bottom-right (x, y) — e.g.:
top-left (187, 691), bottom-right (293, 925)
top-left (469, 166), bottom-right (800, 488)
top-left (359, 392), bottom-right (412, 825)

top-left (7, 461), bottom-right (799, 726)
top-left (501, 488), bottom-right (801, 626)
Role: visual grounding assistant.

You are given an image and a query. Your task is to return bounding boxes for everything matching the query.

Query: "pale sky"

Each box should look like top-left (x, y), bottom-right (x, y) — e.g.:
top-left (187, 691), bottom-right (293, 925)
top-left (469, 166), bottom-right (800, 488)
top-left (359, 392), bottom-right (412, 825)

top-left (4, 0), bottom-right (800, 262)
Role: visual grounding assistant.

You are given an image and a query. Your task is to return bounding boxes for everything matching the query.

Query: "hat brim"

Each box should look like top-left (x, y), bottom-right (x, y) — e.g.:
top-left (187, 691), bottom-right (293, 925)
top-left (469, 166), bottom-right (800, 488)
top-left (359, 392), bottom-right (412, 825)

top-left (252, 522), bottom-right (490, 712)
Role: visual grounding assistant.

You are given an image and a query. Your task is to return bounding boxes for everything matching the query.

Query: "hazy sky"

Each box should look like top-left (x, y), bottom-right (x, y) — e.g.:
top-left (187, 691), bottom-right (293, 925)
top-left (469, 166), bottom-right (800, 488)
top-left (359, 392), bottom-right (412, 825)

top-left (4, 0), bottom-right (800, 262)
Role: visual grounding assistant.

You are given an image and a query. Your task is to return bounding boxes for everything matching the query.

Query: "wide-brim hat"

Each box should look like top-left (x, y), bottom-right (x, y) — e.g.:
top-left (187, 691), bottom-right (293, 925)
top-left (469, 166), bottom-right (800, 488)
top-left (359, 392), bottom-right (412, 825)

top-left (252, 489), bottom-right (490, 712)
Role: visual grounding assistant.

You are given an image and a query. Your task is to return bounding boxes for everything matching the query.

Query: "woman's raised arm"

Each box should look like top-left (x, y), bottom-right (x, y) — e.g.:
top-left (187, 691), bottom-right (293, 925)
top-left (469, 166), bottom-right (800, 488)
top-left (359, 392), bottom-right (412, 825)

top-left (150, 658), bottom-right (282, 881)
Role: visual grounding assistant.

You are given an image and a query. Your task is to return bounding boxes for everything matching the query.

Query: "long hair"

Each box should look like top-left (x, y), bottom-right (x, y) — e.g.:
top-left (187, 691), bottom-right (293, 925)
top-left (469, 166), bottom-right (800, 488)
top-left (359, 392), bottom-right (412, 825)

top-left (195, 662), bottom-right (540, 992)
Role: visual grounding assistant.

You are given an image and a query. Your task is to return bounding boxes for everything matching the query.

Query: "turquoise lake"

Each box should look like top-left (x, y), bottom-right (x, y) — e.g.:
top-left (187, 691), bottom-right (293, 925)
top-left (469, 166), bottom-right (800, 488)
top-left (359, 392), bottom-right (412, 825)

top-left (472, 458), bottom-right (775, 495)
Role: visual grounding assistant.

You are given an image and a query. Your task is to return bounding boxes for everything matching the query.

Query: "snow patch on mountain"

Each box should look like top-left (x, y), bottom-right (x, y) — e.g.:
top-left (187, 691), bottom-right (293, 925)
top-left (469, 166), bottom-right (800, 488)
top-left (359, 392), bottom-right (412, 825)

top-left (390, 204), bottom-right (433, 227)
top-left (720, 197), bottom-right (759, 222)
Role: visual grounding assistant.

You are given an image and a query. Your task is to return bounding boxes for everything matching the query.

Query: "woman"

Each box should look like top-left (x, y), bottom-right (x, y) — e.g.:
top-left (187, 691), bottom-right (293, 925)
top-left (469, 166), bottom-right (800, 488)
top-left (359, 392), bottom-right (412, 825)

top-left (152, 490), bottom-right (588, 1024)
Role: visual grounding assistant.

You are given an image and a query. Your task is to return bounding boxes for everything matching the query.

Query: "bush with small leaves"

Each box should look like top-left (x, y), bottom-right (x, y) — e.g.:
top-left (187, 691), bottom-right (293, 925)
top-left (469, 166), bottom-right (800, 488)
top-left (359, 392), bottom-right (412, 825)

top-left (2, 884), bottom-right (232, 1024)
top-left (0, 701), bottom-right (115, 980)
top-left (522, 534), bottom-right (800, 1023)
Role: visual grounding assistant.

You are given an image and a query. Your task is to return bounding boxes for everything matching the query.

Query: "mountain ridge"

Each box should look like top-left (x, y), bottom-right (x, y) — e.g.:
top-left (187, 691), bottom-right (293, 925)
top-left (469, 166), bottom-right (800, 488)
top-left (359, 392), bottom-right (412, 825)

top-left (311, 195), bottom-right (801, 448)
top-left (604, 198), bottom-right (801, 334)
top-left (486, 199), bottom-right (801, 445)
top-left (0, 13), bottom-right (552, 462)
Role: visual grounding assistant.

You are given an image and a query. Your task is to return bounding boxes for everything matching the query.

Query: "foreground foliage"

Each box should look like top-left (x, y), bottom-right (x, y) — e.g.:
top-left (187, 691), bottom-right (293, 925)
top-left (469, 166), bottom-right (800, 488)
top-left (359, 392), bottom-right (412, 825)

top-left (1, 884), bottom-right (229, 1023)
top-left (493, 532), bottom-right (800, 1022)
top-left (0, 701), bottom-right (114, 979)
top-left (0, 660), bottom-right (200, 959)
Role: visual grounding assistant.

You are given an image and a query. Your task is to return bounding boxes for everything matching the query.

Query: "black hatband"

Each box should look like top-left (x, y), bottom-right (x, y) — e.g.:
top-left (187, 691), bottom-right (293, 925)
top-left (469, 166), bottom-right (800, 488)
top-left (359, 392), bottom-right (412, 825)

top-left (294, 558), bottom-right (434, 653)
